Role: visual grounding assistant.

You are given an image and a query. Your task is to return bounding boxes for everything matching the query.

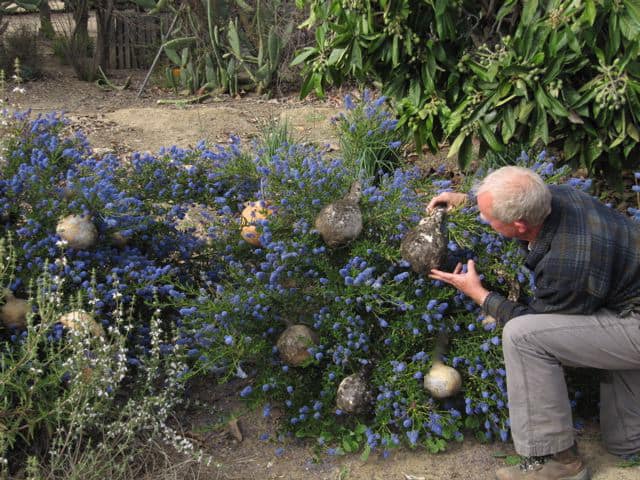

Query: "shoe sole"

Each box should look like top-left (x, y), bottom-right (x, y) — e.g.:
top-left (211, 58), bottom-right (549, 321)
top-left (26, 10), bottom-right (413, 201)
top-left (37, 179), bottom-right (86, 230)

top-left (568, 469), bottom-right (590, 480)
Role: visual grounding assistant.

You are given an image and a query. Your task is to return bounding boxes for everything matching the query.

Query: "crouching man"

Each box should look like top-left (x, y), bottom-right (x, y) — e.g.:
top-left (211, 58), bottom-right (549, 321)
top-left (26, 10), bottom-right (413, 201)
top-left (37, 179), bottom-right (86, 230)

top-left (428, 166), bottom-right (640, 480)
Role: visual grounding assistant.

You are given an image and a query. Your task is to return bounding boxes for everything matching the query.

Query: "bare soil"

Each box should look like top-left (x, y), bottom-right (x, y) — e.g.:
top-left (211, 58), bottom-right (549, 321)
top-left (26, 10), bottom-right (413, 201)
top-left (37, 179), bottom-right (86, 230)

top-left (5, 20), bottom-right (638, 479)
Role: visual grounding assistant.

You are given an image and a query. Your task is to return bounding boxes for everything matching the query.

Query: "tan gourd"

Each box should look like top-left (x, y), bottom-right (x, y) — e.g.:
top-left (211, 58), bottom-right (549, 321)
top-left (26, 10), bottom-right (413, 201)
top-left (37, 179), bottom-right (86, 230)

top-left (240, 201), bottom-right (274, 247)
top-left (314, 181), bottom-right (363, 248)
top-left (0, 289), bottom-right (30, 329)
top-left (56, 214), bottom-right (98, 249)
top-left (276, 324), bottom-right (319, 367)
top-left (58, 310), bottom-right (104, 337)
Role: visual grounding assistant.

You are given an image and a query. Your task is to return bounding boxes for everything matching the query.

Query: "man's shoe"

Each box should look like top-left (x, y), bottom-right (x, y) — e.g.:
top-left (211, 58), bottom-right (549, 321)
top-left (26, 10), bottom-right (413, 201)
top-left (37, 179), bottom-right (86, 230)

top-left (495, 448), bottom-right (590, 480)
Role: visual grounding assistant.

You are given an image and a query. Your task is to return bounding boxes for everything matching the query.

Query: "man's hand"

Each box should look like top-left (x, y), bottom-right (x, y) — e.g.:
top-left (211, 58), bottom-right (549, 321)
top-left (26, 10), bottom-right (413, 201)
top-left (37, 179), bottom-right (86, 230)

top-left (429, 259), bottom-right (490, 307)
top-left (426, 192), bottom-right (468, 212)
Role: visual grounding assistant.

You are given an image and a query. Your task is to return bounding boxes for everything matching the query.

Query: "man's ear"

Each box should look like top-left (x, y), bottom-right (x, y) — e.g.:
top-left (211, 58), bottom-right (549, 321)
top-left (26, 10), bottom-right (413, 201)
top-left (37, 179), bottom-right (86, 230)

top-left (513, 220), bottom-right (528, 234)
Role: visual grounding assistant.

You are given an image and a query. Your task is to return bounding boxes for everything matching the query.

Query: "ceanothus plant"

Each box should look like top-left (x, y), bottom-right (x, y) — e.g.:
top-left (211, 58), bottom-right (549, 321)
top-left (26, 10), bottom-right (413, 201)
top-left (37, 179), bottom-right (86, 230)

top-left (0, 97), bottom-right (603, 462)
top-left (168, 95), bottom-right (580, 456)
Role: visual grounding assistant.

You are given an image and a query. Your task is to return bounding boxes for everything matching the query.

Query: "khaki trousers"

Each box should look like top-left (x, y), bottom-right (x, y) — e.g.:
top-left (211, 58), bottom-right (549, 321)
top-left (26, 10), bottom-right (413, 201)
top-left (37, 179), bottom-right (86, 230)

top-left (502, 310), bottom-right (640, 457)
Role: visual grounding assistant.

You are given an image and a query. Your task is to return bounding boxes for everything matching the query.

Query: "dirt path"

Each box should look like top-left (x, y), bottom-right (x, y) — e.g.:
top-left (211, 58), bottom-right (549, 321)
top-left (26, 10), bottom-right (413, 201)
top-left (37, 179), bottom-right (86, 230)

top-left (5, 31), bottom-right (638, 480)
top-left (17, 69), bottom-right (341, 154)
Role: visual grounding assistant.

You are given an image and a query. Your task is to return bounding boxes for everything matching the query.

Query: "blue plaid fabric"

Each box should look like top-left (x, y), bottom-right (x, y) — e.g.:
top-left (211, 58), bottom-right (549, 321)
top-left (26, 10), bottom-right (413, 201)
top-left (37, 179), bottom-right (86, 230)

top-left (483, 185), bottom-right (640, 324)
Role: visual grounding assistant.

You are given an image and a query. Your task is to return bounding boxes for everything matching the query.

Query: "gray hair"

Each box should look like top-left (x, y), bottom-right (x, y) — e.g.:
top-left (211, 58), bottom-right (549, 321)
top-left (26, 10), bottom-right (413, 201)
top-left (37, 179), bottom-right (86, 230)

top-left (476, 166), bottom-right (551, 225)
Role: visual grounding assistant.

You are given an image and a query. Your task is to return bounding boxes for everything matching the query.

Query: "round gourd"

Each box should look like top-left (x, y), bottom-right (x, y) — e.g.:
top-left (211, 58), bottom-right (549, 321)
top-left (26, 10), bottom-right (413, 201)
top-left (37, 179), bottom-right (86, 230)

top-left (276, 324), bottom-right (318, 367)
top-left (56, 214), bottom-right (98, 249)
top-left (314, 182), bottom-right (362, 248)
top-left (240, 201), bottom-right (274, 247)
top-left (0, 290), bottom-right (30, 329)
top-left (336, 372), bottom-right (372, 414)
top-left (423, 362), bottom-right (462, 399)
top-left (59, 310), bottom-right (104, 337)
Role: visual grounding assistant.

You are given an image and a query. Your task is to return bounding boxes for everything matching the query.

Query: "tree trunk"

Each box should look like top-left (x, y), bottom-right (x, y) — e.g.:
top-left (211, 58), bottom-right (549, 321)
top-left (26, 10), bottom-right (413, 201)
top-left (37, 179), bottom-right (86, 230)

top-left (71, 0), bottom-right (90, 44)
top-left (39, 1), bottom-right (54, 39)
top-left (94, 0), bottom-right (115, 71)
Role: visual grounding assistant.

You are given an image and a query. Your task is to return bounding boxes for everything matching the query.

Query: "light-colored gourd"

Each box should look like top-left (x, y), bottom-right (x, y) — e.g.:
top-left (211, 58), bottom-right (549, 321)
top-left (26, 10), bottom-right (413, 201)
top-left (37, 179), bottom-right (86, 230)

top-left (58, 310), bottom-right (104, 337)
top-left (336, 371), bottom-right (373, 414)
top-left (240, 201), bottom-right (274, 247)
top-left (423, 362), bottom-right (462, 399)
top-left (56, 214), bottom-right (98, 249)
top-left (423, 331), bottom-right (462, 399)
top-left (314, 181), bottom-right (363, 248)
top-left (400, 207), bottom-right (447, 274)
top-left (276, 324), bottom-right (319, 367)
top-left (0, 289), bottom-right (30, 329)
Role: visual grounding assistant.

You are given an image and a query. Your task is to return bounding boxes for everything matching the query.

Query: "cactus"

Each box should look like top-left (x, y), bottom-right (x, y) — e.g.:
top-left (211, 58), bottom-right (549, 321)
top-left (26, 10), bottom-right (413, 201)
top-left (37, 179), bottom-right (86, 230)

top-left (155, 0), bottom-right (291, 95)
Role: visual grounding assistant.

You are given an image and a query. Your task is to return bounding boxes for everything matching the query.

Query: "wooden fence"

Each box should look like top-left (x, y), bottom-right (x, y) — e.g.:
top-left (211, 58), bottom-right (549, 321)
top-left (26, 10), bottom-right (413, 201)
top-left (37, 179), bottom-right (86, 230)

top-left (108, 11), bottom-right (169, 69)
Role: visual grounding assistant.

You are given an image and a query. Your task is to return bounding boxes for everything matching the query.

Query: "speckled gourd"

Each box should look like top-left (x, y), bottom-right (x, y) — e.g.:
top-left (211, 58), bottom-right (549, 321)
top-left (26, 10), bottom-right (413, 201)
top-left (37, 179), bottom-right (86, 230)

top-left (314, 181), bottom-right (363, 248)
top-left (276, 324), bottom-right (319, 367)
top-left (400, 207), bottom-right (447, 274)
top-left (336, 371), bottom-right (373, 414)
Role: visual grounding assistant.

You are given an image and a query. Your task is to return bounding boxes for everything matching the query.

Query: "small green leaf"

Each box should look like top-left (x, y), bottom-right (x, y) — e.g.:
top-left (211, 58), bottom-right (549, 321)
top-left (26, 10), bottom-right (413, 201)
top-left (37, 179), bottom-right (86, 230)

top-left (627, 122), bottom-right (640, 142)
top-left (522, 0), bottom-right (539, 26)
top-left (164, 47), bottom-right (181, 66)
top-left (505, 455), bottom-right (522, 466)
top-left (502, 106), bottom-right (516, 143)
top-left (479, 121), bottom-right (505, 152)
top-left (447, 131), bottom-right (468, 158)
top-left (327, 48), bottom-right (347, 66)
top-left (458, 135), bottom-right (473, 171)
top-left (351, 42), bottom-right (363, 71)
top-left (290, 48), bottom-right (317, 67)
top-left (563, 135), bottom-right (581, 160)
top-left (360, 444), bottom-right (371, 461)
top-left (497, 0), bottom-right (517, 21)
top-left (582, 0), bottom-right (596, 26)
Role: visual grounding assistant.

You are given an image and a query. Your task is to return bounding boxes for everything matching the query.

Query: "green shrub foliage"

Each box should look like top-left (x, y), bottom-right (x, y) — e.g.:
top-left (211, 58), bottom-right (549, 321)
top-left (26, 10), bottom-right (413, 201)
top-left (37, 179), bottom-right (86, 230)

top-left (293, 0), bottom-right (640, 180)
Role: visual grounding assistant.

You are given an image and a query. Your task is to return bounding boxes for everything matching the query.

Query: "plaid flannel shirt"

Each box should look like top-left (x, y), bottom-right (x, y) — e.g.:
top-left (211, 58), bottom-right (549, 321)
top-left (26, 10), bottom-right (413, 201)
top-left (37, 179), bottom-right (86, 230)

top-left (483, 185), bottom-right (640, 324)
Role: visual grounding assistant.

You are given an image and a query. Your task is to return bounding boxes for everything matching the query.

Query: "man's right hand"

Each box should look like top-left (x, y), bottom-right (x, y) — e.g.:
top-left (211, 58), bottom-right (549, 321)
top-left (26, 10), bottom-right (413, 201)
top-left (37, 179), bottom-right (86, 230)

top-left (426, 192), bottom-right (468, 212)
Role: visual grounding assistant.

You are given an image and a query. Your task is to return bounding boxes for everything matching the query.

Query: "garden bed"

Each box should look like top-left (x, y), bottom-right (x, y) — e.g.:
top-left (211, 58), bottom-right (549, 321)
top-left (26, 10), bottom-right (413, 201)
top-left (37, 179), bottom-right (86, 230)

top-left (1, 61), bottom-right (638, 480)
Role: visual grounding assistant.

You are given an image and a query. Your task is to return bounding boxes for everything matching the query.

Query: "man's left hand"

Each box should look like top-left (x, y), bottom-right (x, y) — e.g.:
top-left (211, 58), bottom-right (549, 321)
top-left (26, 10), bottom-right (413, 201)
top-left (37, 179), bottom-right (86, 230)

top-left (429, 259), bottom-right (490, 307)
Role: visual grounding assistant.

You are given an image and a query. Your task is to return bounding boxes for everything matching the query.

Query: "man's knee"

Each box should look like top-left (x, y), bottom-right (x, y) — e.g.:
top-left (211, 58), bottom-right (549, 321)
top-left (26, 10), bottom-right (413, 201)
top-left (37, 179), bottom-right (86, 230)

top-left (502, 314), bottom-right (538, 348)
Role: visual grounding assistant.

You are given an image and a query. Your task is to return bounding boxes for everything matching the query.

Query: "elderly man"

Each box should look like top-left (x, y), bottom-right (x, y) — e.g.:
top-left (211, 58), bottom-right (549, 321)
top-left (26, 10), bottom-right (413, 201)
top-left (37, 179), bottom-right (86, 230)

top-left (428, 166), bottom-right (640, 480)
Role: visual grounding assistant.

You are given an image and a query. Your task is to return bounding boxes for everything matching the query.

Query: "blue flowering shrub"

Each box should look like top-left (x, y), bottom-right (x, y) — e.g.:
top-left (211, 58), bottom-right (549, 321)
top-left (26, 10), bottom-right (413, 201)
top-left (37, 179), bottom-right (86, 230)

top-left (0, 95), bottom-right (606, 470)
top-left (332, 90), bottom-right (403, 179)
top-left (0, 113), bottom-right (252, 474)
